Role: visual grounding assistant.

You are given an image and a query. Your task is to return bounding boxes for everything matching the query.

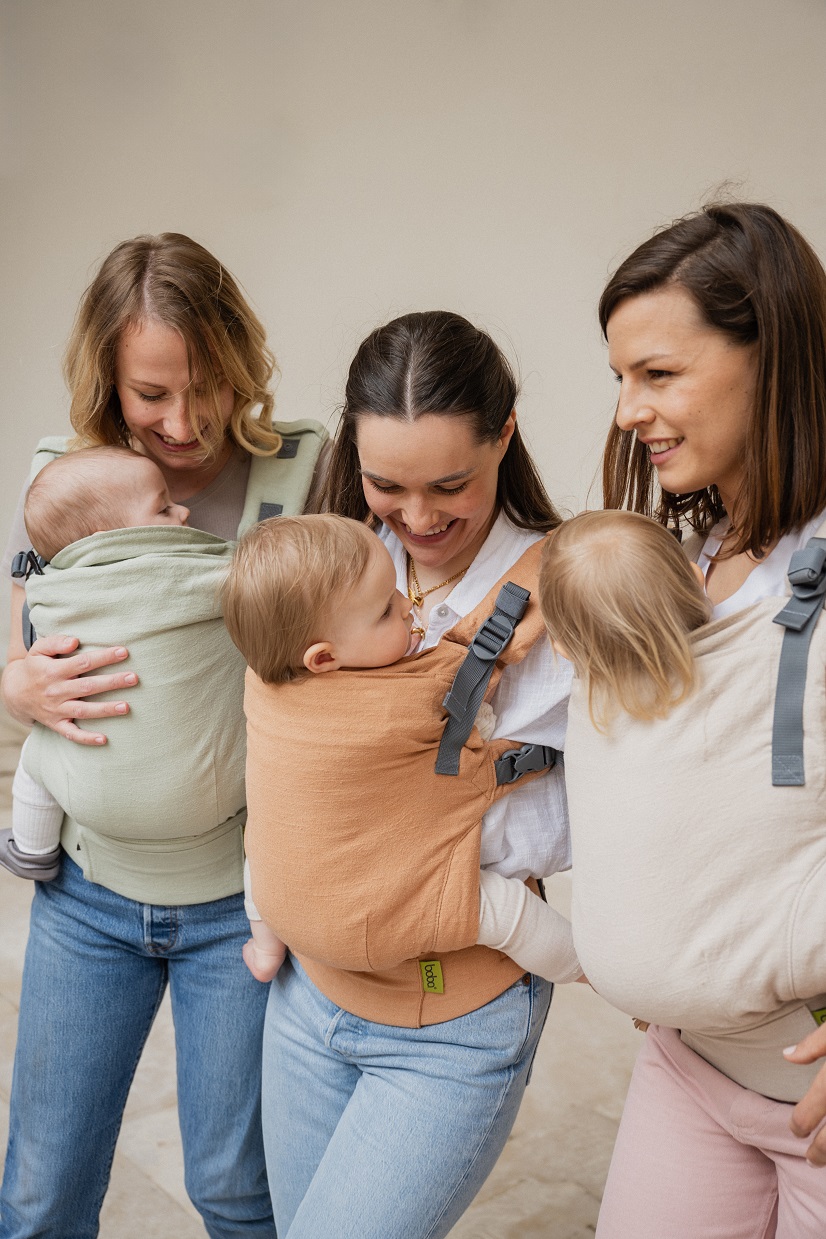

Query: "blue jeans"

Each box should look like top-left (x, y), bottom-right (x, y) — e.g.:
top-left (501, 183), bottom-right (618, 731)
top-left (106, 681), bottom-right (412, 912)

top-left (262, 956), bottom-right (553, 1239)
top-left (0, 856), bottom-right (275, 1239)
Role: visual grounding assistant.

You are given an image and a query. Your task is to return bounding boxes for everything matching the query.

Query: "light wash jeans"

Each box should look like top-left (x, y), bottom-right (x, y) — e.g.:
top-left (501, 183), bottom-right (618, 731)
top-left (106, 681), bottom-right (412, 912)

top-left (262, 955), bottom-right (553, 1239)
top-left (0, 855), bottom-right (275, 1239)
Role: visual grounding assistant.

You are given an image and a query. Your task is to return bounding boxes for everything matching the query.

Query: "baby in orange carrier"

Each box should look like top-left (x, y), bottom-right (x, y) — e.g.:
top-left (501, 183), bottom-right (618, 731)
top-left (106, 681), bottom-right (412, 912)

top-left (222, 513), bottom-right (583, 1000)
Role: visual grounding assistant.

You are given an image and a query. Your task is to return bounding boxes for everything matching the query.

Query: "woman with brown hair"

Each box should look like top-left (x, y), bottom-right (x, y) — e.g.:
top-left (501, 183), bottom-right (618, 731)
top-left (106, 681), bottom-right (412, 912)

top-left (594, 202), bottom-right (826, 1237)
top-left (258, 310), bottom-right (572, 1239)
top-left (0, 233), bottom-right (327, 1239)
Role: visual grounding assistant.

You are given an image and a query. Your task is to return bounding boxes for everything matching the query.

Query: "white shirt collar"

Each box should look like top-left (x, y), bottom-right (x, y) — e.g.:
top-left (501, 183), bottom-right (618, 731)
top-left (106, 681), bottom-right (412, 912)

top-left (378, 512), bottom-right (543, 646)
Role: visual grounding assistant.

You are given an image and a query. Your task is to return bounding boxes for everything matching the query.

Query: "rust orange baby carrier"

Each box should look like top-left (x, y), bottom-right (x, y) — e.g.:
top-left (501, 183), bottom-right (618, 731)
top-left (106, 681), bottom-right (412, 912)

top-left (244, 539), bottom-right (556, 1027)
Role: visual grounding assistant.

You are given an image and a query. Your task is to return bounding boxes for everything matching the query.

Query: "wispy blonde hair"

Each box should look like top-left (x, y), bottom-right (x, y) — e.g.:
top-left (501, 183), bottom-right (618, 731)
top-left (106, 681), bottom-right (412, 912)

top-left (64, 233), bottom-right (281, 459)
top-left (25, 446), bottom-right (155, 561)
top-left (222, 515), bottom-right (376, 684)
top-left (539, 510), bottom-right (710, 729)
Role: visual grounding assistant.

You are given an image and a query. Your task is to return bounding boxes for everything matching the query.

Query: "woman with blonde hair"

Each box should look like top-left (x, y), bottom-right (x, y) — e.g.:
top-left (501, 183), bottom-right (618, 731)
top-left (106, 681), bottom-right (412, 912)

top-left (0, 233), bottom-right (327, 1238)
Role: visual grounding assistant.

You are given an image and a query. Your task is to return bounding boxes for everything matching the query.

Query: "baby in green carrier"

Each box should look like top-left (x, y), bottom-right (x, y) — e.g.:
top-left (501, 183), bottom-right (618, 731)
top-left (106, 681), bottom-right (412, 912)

top-left (0, 446), bottom-right (190, 880)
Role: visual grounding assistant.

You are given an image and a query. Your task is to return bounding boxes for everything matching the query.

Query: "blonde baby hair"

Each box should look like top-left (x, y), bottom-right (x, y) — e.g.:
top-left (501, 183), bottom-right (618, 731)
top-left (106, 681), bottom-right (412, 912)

top-left (539, 510), bottom-right (711, 729)
top-left (222, 514), bottom-right (377, 684)
top-left (25, 446), bottom-right (155, 562)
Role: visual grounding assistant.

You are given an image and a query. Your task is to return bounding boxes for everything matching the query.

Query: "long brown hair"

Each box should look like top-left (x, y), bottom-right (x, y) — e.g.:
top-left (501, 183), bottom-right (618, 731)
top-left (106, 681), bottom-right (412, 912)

top-left (600, 203), bottom-right (826, 555)
top-left (323, 311), bottom-right (561, 532)
top-left (64, 233), bottom-right (281, 458)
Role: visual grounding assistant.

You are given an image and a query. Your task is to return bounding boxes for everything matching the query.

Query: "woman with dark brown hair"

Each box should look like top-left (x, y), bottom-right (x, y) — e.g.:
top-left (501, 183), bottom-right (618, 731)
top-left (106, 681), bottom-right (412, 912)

top-left (259, 310), bottom-right (573, 1239)
top-left (595, 202), bottom-right (826, 1237)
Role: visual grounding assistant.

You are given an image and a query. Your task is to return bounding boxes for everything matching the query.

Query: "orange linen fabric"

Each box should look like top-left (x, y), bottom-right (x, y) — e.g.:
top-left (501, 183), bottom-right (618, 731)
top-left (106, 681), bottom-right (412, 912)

top-left (244, 539), bottom-right (549, 1027)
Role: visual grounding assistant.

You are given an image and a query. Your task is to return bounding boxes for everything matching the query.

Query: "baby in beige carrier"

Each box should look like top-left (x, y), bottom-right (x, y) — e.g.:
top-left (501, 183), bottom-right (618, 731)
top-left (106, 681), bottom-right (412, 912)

top-left (1, 446), bottom-right (191, 880)
top-left (539, 508), bottom-right (826, 1105)
top-left (222, 512), bottom-right (583, 999)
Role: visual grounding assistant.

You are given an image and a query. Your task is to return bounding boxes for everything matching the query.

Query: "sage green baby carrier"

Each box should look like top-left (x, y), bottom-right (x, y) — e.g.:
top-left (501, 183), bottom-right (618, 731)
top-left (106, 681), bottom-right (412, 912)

top-left (21, 423), bottom-right (327, 905)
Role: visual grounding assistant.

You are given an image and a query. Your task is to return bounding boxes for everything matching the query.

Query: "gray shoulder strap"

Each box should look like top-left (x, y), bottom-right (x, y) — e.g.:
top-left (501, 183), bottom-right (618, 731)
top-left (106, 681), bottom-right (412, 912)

top-left (435, 580), bottom-right (558, 782)
top-left (771, 535), bottom-right (826, 786)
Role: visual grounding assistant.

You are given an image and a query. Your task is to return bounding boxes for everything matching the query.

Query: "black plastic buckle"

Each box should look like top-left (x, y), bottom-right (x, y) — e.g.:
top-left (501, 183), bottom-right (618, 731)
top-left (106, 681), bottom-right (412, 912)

top-left (11, 550), bottom-right (45, 580)
top-left (495, 743), bottom-right (557, 785)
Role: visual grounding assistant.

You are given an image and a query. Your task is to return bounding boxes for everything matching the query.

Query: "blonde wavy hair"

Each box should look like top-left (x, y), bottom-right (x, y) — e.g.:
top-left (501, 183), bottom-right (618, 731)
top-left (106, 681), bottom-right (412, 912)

top-left (64, 233), bottom-right (281, 458)
top-left (539, 510), bottom-right (711, 729)
top-left (222, 514), bottom-right (376, 684)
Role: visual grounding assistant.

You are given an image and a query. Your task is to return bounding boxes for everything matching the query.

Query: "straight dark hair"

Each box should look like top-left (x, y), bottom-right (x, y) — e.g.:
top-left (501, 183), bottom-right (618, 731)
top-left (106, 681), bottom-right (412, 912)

top-left (600, 203), bottom-right (826, 556)
top-left (323, 311), bottom-right (561, 533)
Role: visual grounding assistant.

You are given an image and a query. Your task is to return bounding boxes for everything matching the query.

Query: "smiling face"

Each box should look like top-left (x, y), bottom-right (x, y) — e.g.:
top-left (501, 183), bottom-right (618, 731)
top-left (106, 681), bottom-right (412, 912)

top-left (607, 285), bottom-right (758, 514)
top-left (305, 541), bottom-right (415, 672)
top-left (115, 319), bottom-right (235, 497)
top-left (355, 411), bottom-right (515, 577)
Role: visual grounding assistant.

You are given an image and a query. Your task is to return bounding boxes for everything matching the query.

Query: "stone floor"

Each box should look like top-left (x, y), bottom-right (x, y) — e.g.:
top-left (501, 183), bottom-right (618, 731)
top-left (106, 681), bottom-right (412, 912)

top-left (0, 707), bottom-right (640, 1237)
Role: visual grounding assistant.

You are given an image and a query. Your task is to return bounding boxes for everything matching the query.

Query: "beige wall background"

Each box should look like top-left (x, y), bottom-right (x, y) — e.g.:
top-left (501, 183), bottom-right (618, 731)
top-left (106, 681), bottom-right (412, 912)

top-left (2, 0), bottom-right (826, 649)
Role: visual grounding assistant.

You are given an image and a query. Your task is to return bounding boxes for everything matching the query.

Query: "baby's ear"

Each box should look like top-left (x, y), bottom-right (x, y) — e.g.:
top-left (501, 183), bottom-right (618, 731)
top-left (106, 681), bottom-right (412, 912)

top-left (303, 642), bottom-right (340, 674)
top-left (690, 562), bottom-right (705, 588)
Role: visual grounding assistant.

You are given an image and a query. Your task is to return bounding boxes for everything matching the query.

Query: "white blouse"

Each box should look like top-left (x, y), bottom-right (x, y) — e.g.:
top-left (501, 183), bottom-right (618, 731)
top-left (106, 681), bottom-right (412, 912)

top-left (380, 512), bottom-right (572, 880)
top-left (699, 510), bottom-right (826, 618)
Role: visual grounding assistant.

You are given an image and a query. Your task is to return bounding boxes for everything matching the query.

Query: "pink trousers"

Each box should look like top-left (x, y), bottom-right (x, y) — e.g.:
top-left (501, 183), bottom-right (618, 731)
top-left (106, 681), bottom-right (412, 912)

top-left (596, 1024), bottom-right (826, 1239)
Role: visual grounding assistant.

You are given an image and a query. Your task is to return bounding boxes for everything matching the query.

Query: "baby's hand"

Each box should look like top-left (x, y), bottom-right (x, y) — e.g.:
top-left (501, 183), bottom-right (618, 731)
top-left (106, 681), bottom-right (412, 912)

top-left (243, 921), bottom-right (287, 983)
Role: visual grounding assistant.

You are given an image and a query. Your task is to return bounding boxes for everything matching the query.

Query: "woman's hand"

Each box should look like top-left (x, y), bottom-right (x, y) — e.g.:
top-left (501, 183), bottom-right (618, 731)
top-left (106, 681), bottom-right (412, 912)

top-left (3, 583), bottom-right (138, 745)
top-left (785, 1024), bottom-right (826, 1164)
top-left (2, 635), bottom-right (137, 744)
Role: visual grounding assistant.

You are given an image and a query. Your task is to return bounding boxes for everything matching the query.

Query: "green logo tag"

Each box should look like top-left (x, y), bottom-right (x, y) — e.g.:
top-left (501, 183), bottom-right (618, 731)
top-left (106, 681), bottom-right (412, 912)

top-left (812, 1007), bottom-right (826, 1026)
top-left (419, 960), bottom-right (444, 994)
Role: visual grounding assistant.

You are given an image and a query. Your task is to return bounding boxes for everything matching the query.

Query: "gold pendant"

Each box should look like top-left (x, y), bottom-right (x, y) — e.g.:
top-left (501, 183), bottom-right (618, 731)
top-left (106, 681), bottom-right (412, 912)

top-left (408, 589), bottom-right (424, 609)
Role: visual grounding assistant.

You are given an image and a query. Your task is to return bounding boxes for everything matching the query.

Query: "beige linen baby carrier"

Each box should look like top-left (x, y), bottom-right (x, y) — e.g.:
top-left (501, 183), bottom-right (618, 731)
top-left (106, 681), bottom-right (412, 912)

top-left (567, 522), bottom-right (826, 1102)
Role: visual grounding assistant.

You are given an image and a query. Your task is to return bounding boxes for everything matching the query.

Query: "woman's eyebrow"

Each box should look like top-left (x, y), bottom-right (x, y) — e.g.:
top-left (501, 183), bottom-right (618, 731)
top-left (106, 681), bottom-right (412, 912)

top-left (360, 468), bottom-right (474, 485)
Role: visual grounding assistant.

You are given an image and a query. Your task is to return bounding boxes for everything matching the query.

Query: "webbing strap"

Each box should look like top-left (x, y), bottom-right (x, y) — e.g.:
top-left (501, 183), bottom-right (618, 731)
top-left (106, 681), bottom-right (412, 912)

top-left (11, 550), bottom-right (45, 652)
top-left (435, 581), bottom-right (530, 776)
top-left (771, 537), bottom-right (826, 786)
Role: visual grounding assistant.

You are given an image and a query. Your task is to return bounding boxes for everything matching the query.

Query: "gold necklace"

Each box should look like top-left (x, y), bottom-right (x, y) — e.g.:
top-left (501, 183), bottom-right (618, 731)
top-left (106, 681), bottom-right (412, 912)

top-left (407, 556), bottom-right (470, 636)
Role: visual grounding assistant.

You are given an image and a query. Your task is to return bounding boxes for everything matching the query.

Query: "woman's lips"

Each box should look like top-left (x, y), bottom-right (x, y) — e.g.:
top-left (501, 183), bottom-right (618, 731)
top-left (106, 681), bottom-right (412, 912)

top-left (152, 431), bottom-right (203, 454)
top-left (400, 518), bottom-right (458, 547)
top-left (645, 437), bottom-right (683, 465)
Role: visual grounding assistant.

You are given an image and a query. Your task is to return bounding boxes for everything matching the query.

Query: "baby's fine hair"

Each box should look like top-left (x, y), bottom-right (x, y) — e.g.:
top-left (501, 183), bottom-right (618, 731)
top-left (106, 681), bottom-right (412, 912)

top-left (24, 446), bottom-right (151, 562)
top-left (539, 510), bottom-right (711, 729)
top-left (222, 514), bottom-right (377, 684)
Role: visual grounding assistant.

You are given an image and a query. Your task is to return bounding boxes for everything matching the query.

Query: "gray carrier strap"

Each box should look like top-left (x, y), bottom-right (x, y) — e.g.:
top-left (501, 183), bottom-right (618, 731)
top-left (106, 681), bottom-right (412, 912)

top-left (11, 550), bottom-right (45, 652)
top-left (771, 536), bottom-right (826, 786)
top-left (435, 581), bottom-right (558, 782)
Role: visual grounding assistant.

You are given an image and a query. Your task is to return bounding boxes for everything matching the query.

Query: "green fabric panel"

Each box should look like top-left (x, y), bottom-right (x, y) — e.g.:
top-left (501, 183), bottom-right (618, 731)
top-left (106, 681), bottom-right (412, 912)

top-left (23, 527), bottom-right (247, 902)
